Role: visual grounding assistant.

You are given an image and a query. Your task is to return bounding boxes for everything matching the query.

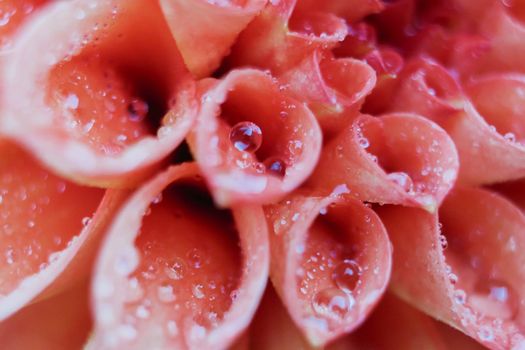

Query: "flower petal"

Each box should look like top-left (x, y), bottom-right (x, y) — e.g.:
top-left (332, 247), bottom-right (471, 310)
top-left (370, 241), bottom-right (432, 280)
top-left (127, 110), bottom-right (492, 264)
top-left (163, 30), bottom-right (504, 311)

top-left (159, 0), bottom-right (266, 78)
top-left (89, 163), bottom-right (269, 349)
top-left (0, 141), bottom-right (125, 320)
top-left (0, 282), bottom-right (92, 350)
top-left (0, 0), bottom-right (196, 187)
top-left (265, 193), bottom-right (392, 347)
top-left (230, 0), bottom-right (347, 74)
top-left (308, 113), bottom-right (459, 212)
top-left (188, 69), bottom-right (322, 206)
top-left (377, 187), bottom-right (525, 349)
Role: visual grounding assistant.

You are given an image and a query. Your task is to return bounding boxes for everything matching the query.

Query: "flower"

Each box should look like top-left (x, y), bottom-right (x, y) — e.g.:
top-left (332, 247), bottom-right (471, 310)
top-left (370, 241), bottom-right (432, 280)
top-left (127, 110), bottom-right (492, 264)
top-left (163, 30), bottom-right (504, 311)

top-left (0, 0), bottom-right (524, 349)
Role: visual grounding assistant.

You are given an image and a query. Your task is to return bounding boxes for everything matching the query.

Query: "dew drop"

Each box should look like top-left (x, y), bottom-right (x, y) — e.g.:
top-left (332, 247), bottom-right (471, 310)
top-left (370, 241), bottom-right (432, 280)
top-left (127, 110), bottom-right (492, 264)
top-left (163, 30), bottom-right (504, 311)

top-left (312, 288), bottom-right (355, 320)
top-left (64, 93), bottom-right (79, 110)
top-left (125, 277), bottom-right (144, 303)
top-left (387, 172), bottom-right (414, 192)
top-left (439, 235), bottom-right (448, 250)
top-left (117, 324), bottom-right (137, 340)
top-left (82, 216), bottom-right (92, 227)
top-left (127, 98), bottom-right (149, 122)
top-left (454, 289), bottom-right (467, 305)
top-left (157, 283), bottom-right (176, 303)
top-left (230, 121), bottom-right (263, 152)
top-left (332, 259), bottom-right (361, 293)
top-left (165, 258), bottom-right (185, 280)
top-left (114, 247), bottom-right (139, 276)
top-left (136, 304), bottom-right (150, 319)
top-left (264, 157), bottom-right (286, 177)
top-left (166, 320), bottom-right (179, 337)
top-left (152, 192), bottom-right (163, 204)
top-left (358, 136), bottom-right (370, 149)
top-left (192, 284), bottom-right (205, 299)
top-left (504, 132), bottom-right (516, 143)
top-left (477, 326), bottom-right (494, 342)
top-left (187, 249), bottom-right (203, 269)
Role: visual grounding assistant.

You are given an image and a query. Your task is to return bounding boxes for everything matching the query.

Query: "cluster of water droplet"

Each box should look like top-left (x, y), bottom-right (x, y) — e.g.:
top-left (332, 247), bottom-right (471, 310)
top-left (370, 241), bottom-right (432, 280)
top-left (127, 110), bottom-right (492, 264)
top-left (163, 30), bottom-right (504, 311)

top-left (310, 258), bottom-right (362, 322)
top-left (229, 121), bottom-right (287, 177)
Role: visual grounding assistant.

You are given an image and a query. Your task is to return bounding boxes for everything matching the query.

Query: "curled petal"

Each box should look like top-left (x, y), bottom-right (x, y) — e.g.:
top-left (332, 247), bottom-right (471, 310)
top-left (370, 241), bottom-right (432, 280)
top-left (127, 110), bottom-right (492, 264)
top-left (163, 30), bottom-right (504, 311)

top-left (377, 187), bottom-right (525, 349)
top-left (89, 163), bottom-right (269, 350)
top-left (361, 48), bottom-right (404, 114)
top-left (308, 113), bottom-right (459, 212)
top-left (280, 52), bottom-right (376, 138)
top-left (390, 59), bottom-right (525, 185)
top-left (0, 282), bottom-right (92, 350)
top-left (230, 0), bottom-right (347, 74)
top-left (265, 193), bottom-right (392, 347)
top-left (188, 69), bottom-right (322, 206)
top-left (0, 141), bottom-right (124, 320)
top-left (0, 0), bottom-right (196, 187)
top-left (159, 0), bottom-right (267, 78)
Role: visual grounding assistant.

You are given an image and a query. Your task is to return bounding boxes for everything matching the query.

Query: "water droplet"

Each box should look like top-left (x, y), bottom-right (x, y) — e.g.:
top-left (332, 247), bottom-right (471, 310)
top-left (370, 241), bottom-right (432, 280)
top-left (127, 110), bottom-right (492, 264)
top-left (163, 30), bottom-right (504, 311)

top-left (165, 258), bottom-right (185, 280)
top-left (127, 99), bottom-right (149, 122)
top-left (230, 121), bottom-right (263, 152)
top-left (187, 249), bottom-right (202, 269)
top-left (504, 132), bottom-right (516, 143)
top-left (57, 182), bottom-right (67, 193)
top-left (114, 247), bottom-right (139, 276)
top-left (192, 284), bottom-right (205, 299)
top-left (253, 162), bottom-right (266, 174)
top-left (136, 304), bottom-right (150, 319)
top-left (439, 235), bottom-right (448, 250)
top-left (125, 277), bottom-right (144, 303)
top-left (332, 259), bottom-right (361, 293)
top-left (454, 289), bottom-right (467, 305)
top-left (358, 136), bottom-right (370, 149)
top-left (157, 283), bottom-right (176, 303)
top-left (387, 172), bottom-right (414, 192)
top-left (152, 192), bottom-right (163, 204)
top-left (82, 217), bottom-right (92, 227)
top-left (64, 93), bottom-right (79, 110)
top-left (166, 320), bottom-right (178, 337)
top-left (312, 288), bottom-right (355, 320)
top-left (117, 324), bottom-right (137, 340)
top-left (449, 273), bottom-right (458, 285)
top-left (264, 157), bottom-right (286, 177)
top-left (477, 326), bottom-right (494, 342)
top-left (319, 207), bottom-right (328, 215)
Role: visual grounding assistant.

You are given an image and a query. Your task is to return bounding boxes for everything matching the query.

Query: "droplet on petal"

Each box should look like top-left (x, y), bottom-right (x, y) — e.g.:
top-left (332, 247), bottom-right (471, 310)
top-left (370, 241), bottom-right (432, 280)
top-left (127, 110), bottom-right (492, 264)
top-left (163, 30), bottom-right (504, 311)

top-left (387, 172), bottom-right (414, 192)
top-left (127, 98), bottom-right (149, 122)
top-left (332, 259), bottom-right (361, 293)
top-left (312, 288), bottom-right (355, 320)
top-left (229, 121), bottom-right (263, 152)
top-left (263, 157), bottom-right (286, 177)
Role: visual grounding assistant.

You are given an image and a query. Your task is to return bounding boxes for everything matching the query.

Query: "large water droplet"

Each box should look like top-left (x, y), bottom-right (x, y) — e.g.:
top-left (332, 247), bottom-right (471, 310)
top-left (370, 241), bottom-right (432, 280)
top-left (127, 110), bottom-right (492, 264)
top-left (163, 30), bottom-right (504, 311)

top-left (264, 157), bottom-right (286, 177)
top-left (387, 172), bottom-right (414, 192)
top-left (230, 121), bottom-right (262, 152)
top-left (312, 288), bottom-right (355, 320)
top-left (332, 259), bottom-right (361, 293)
